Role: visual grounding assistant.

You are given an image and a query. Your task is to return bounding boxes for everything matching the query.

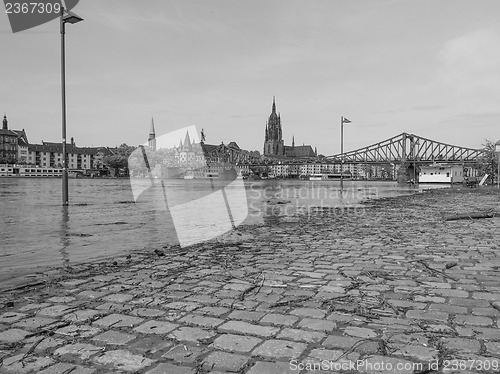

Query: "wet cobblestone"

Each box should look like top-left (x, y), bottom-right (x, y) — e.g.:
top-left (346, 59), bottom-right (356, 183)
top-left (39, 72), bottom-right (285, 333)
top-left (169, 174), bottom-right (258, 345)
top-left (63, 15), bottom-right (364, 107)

top-left (1, 188), bottom-right (500, 373)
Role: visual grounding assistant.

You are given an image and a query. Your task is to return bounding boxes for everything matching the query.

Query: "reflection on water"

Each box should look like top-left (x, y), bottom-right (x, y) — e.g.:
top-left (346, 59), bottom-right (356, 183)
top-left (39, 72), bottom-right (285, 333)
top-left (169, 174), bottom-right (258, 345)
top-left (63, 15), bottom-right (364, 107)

top-left (60, 206), bottom-right (70, 268)
top-left (0, 178), bottom-right (421, 276)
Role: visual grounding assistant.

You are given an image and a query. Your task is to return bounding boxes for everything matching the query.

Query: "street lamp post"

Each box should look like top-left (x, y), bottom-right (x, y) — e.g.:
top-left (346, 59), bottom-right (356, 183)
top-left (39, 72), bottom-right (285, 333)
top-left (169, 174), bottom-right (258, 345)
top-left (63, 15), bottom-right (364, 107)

top-left (496, 143), bottom-right (500, 189)
top-left (60, 7), bottom-right (83, 206)
top-left (413, 139), bottom-right (419, 185)
top-left (340, 116), bottom-right (351, 191)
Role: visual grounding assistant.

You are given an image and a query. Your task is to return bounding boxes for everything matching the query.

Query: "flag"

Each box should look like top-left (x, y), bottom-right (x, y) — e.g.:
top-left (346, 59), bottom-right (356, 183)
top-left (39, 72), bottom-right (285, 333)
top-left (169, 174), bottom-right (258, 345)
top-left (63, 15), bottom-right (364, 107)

top-left (342, 117), bottom-right (351, 124)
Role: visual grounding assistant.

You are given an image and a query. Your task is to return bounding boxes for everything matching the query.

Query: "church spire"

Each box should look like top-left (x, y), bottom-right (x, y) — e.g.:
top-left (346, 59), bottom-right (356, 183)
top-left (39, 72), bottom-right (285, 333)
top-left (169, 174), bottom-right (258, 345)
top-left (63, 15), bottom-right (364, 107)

top-left (272, 96), bottom-right (276, 113)
top-left (292, 135), bottom-right (295, 148)
top-left (149, 117), bottom-right (155, 141)
top-left (183, 131), bottom-right (192, 150)
top-left (148, 117), bottom-right (156, 151)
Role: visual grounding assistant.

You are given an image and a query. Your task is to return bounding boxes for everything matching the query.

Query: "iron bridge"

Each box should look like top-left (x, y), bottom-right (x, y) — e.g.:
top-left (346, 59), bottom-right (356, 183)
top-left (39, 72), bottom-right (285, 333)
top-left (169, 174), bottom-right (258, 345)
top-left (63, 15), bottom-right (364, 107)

top-left (326, 132), bottom-right (485, 165)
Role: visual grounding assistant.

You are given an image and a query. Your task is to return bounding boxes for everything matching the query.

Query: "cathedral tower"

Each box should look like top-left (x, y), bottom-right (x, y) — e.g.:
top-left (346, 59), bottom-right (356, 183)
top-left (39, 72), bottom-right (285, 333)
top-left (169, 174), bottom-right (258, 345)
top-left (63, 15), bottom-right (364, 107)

top-left (263, 97), bottom-right (284, 156)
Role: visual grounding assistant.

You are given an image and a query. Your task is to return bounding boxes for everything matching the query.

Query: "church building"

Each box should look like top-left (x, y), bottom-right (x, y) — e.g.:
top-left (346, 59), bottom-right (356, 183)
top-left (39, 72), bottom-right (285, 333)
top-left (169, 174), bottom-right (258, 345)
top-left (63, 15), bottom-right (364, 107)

top-left (263, 98), bottom-right (316, 158)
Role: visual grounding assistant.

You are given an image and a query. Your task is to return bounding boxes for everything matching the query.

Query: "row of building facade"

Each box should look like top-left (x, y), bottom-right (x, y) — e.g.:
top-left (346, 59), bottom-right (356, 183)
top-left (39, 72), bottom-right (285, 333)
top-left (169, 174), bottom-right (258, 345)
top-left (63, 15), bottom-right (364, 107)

top-left (0, 115), bottom-right (113, 172)
top-left (261, 162), bottom-right (394, 179)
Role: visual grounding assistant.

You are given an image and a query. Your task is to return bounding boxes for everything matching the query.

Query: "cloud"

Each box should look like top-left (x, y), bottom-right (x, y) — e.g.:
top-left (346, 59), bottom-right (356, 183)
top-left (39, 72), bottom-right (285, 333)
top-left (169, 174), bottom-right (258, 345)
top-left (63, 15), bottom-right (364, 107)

top-left (437, 27), bottom-right (500, 95)
top-left (457, 112), bottom-right (500, 119)
top-left (358, 122), bottom-right (389, 128)
top-left (438, 111), bottom-right (500, 128)
top-left (228, 114), bottom-right (259, 119)
top-left (413, 105), bottom-right (442, 111)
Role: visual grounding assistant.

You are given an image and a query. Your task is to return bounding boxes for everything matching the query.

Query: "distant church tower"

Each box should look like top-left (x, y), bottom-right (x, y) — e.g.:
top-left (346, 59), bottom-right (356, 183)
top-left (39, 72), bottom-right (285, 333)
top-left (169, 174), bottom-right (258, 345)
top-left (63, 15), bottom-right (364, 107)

top-left (263, 97), bottom-right (284, 156)
top-left (3, 114), bottom-right (7, 130)
top-left (148, 117), bottom-right (156, 151)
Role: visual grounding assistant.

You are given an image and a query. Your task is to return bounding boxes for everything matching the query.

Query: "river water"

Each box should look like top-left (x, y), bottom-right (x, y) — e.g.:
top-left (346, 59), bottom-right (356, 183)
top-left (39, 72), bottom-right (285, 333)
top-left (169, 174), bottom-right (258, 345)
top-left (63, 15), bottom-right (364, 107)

top-left (0, 178), bottom-right (422, 278)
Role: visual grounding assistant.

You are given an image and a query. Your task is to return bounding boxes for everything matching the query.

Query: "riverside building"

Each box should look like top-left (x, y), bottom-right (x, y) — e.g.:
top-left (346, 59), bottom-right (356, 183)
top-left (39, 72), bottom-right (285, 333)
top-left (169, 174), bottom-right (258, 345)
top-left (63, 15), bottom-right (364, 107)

top-left (0, 115), bottom-right (26, 163)
top-left (0, 114), bottom-right (112, 174)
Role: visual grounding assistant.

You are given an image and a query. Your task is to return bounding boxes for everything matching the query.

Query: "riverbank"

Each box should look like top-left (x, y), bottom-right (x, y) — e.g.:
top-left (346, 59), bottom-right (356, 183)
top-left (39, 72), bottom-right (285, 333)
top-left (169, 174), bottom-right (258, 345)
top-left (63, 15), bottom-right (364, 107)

top-left (0, 187), bottom-right (499, 373)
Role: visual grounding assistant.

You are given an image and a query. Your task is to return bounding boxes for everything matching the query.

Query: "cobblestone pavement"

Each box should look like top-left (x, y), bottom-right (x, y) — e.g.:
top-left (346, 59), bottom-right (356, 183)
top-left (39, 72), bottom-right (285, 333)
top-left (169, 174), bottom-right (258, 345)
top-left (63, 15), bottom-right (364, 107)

top-left (1, 188), bottom-right (500, 374)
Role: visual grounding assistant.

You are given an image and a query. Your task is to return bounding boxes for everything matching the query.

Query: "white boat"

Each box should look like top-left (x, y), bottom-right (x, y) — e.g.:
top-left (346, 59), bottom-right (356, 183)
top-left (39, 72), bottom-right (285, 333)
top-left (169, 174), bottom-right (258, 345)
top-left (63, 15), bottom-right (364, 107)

top-left (309, 174), bottom-right (323, 181)
top-left (419, 164), bottom-right (464, 184)
top-left (0, 164), bottom-right (63, 177)
top-left (183, 169), bottom-right (196, 179)
top-left (309, 173), bottom-right (352, 181)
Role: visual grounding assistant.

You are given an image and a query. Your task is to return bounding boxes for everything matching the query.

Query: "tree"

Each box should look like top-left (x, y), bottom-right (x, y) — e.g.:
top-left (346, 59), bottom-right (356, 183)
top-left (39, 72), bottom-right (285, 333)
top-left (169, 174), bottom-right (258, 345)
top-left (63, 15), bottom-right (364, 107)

top-left (0, 156), bottom-right (15, 165)
top-left (360, 164), bottom-right (372, 179)
top-left (103, 155), bottom-right (128, 177)
top-left (381, 164), bottom-right (394, 180)
top-left (476, 139), bottom-right (500, 181)
top-left (114, 143), bottom-right (136, 157)
top-left (103, 143), bottom-right (136, 177)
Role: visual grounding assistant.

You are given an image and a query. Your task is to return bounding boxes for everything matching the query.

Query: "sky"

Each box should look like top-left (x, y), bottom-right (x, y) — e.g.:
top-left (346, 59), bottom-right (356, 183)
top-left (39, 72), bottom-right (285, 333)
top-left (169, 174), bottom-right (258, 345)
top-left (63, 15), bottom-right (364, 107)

top-left (1, 0), bottom-right (499, 156)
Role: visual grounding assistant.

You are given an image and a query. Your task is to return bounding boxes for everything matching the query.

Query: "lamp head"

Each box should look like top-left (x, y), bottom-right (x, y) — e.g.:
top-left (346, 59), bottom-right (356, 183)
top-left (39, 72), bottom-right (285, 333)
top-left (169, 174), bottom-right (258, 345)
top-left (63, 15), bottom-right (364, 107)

top-left (62, 9), bottom-right (84, 24)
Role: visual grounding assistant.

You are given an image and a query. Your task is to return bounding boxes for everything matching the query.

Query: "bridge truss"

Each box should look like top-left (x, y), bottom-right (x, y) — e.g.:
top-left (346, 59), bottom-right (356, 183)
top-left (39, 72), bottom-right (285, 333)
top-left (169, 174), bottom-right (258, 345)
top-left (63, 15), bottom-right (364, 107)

top-left (327, 133), bottom-right (485, 165)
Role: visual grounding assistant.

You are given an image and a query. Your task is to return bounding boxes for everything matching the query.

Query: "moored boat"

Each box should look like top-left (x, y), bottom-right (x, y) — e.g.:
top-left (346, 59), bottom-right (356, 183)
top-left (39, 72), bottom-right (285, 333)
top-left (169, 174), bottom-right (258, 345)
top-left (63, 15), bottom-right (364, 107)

top-left (309, 173), bottom-right (352, 181)
top-left (0, 164), bottom-right (63, 177)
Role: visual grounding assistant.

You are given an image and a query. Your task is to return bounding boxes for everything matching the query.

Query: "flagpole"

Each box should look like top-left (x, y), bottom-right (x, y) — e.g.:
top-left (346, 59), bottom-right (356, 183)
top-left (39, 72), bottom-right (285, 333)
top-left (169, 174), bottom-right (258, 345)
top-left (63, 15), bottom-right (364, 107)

top-left (340, 116), bottom-right (344, 191)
